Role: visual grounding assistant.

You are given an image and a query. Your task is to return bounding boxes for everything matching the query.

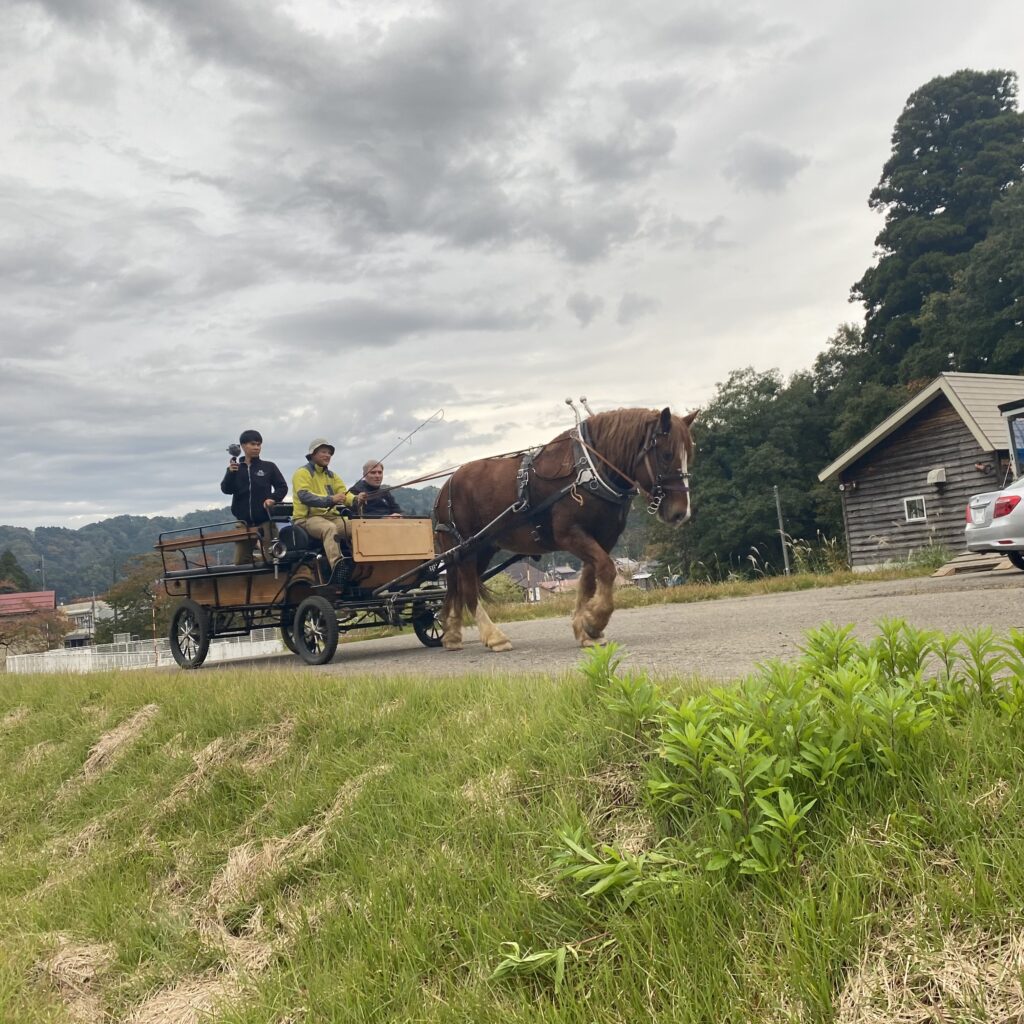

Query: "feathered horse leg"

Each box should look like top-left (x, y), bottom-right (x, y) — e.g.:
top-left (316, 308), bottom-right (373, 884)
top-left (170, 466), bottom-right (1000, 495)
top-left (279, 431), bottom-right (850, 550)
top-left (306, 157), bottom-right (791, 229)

top-left (555, 525), bottom-right (617, 647)
top-left (572, 563), bottom-right (602, 643)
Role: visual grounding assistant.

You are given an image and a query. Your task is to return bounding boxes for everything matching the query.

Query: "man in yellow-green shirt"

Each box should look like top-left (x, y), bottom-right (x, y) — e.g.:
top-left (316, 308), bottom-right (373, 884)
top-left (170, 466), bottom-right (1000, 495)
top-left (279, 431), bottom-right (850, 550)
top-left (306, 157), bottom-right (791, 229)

top-left (292, 438), bottom-right (366, 583)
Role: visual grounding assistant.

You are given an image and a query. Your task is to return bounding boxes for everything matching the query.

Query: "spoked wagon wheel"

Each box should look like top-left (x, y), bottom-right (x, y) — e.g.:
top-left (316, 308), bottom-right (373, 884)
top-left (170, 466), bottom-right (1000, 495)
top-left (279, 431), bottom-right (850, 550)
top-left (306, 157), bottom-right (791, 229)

top-left (280, 609), bottom-right (299, 654)
top-left (169, 599), bottom-right (210, 669)
top-left (293, 595), bottom-right (340, 665)
top-left (412, 608), bottom-right (445, 648)
top-left (280, 623), bottom-right (299, 654)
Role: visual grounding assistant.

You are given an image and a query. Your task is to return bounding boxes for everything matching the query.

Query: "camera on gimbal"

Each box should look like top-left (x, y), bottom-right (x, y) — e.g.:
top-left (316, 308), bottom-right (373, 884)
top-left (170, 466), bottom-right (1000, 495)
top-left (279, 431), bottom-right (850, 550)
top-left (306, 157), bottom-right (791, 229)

top-left (227, 443), bottom-right (242, 465)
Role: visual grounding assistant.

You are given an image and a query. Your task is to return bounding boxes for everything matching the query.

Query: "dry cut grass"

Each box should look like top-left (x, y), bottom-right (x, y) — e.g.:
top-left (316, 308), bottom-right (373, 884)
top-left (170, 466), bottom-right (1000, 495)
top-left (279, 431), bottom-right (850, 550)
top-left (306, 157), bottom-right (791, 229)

top-left (837, 917), bottom-right (1024, 1024)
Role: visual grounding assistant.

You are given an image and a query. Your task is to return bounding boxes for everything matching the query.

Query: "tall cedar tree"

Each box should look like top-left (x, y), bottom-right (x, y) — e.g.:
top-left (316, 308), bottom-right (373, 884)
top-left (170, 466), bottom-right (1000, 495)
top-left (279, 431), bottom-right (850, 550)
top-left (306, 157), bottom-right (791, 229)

top-left (916, 181), bottom-right (1024, 373)
top-left (852, 69), bottom-right (1024, 384)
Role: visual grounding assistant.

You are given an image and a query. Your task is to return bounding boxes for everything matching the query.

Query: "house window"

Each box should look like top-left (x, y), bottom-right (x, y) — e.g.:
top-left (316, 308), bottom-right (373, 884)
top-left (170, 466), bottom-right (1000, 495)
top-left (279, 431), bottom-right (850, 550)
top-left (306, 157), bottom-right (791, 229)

top-left (904, 496), bottom-right (927, 522)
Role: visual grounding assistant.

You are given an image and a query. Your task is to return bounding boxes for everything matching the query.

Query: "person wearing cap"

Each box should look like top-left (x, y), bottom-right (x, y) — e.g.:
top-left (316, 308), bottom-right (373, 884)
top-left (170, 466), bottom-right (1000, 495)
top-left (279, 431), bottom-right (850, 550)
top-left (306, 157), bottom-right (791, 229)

top-left (292, 439), bottom-right (366, 583)
top-left (221, 429), bottom-right (288, 564)
top-left (351, 460), bottom-right (403, 518)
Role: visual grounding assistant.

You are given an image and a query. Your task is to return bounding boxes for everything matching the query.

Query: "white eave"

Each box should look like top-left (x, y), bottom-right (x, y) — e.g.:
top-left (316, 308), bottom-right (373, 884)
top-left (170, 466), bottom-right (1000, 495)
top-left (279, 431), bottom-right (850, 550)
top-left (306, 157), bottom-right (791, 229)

top-left (818, 372), bottom-right (1024, 483)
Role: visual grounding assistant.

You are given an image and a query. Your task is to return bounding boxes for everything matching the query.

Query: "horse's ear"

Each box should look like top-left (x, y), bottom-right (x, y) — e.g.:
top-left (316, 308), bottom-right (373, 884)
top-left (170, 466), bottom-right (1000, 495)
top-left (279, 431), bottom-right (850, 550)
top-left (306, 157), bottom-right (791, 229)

top-left (683, 409), bottom-right (698, 427)
top-left (658, 407), bottom-right (672, 434)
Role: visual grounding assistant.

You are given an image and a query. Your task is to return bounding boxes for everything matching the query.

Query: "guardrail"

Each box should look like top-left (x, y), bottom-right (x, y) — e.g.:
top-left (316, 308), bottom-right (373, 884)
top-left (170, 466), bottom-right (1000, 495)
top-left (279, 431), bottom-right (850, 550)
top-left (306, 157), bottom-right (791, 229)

top-left (4, 628), bottom-right (285, 674)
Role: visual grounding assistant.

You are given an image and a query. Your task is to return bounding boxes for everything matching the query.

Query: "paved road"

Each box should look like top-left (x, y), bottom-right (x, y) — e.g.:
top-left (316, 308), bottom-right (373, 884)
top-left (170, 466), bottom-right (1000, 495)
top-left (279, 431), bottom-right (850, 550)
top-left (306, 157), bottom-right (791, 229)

top-left (234, 571), bottom-right (1024, 681)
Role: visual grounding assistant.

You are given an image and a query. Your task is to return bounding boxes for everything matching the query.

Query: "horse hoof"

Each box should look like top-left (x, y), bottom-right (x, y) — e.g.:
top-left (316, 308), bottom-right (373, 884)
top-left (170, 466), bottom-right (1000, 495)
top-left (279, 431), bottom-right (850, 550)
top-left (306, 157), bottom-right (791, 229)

top-left (489, 640), bottom-right (513, 653)
top-left (443, 641), bottom-right (464, 652)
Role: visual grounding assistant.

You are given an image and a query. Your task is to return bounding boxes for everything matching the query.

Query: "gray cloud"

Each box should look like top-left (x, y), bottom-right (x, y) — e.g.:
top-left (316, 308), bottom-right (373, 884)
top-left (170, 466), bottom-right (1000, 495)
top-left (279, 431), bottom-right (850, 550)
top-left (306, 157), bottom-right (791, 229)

top-left (262, 296), bottom-right (547, 350)
top-left (541, 200), bottom-right (642, 263)
top-left (657, 4), bottom-right (794, 51)
top-left (647, 213), bottom-right (733, 251)
top-left (571, 122), bottom-right (677, 182)
top-left (47, 57), bottom-right (118, 106)
top-left (14, 0), bottom-right (122, 28)
top-left (617, 292), bottom-right (660, 326)
top-left (723, 136), bottom-right (810, 193)
top-left (566, 292), bottom-right (605, 328)
top-left (619, 75), bottom-right (704, 118)
top-left (13, 0), bottom-right (725, 273)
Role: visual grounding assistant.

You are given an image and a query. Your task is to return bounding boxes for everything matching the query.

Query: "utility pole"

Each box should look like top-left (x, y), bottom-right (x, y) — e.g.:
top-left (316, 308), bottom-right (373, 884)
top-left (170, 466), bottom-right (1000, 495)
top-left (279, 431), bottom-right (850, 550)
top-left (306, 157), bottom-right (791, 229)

top-left (151, 602), bottom-right (159, 664)
top-left (774, 485), bottom-right (791, 576)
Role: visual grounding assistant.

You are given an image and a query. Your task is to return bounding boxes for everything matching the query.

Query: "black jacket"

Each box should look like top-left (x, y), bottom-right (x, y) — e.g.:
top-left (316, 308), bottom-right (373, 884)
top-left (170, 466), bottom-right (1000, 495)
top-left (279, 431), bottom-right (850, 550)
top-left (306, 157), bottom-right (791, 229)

top-left (350, 479), bottom-right (402, 517)
top-left (220, 457), bottom-right (288, 525)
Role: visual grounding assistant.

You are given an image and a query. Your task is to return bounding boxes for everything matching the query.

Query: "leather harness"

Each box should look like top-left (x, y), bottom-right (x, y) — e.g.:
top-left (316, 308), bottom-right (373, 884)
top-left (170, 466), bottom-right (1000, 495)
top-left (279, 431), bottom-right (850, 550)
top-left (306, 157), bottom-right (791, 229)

top-left (437, 417), bottom-right (689, 560)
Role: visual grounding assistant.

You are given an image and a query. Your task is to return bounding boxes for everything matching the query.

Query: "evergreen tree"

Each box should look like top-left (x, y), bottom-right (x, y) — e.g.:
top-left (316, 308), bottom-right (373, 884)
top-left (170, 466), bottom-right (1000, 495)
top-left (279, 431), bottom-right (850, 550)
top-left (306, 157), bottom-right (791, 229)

top-left (852, 69), bottom-right (1024, 383)
top-left (0, 549), bottom-right (32, 593)
top-left (810, 323), bottom-right (911, 455)
top-left (916, 181), bottom-right (1024, 373)
top-left (650, 367), bottom-right (841, 576)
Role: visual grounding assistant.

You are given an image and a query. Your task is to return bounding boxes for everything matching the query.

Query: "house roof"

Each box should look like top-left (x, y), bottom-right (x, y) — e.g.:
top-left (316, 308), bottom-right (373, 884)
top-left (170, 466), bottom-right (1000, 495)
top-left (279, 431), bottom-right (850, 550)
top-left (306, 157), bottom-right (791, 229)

top-left (502, 563), bottom-right (549, 588)
top-left (0, 590), bottom-right (57, 617)
top-left (818, 372), bottom-right (1024, 482)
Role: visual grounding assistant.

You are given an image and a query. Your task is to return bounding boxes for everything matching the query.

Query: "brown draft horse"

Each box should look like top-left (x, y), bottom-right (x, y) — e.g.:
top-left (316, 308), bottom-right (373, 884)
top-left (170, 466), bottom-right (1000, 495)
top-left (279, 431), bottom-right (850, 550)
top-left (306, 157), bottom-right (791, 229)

top-left (433, 406), bottom-right (696, 652)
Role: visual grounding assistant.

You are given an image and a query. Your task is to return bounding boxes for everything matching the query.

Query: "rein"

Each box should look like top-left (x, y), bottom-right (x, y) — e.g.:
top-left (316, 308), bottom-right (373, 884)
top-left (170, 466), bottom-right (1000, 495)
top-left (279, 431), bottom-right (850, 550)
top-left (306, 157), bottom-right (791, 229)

top-left (365, 445), bottom-right (540, 495)
top-left (575, 424), bottom-right (690, 515)
top-left (369, 419), bottom-right (690, 518)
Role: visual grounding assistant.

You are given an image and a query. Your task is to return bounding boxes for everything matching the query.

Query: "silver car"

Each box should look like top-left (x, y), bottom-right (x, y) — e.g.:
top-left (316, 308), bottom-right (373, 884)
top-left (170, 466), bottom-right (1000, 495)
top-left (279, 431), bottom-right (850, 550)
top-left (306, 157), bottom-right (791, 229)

top-left (965, 475), bottom-right (1024, 570)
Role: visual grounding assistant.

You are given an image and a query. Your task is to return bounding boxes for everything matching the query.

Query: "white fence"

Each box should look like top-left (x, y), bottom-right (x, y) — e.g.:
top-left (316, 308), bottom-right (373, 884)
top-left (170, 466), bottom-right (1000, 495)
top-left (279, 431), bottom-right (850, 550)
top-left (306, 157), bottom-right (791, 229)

top-left (4, 628), bottom-right (285, 675)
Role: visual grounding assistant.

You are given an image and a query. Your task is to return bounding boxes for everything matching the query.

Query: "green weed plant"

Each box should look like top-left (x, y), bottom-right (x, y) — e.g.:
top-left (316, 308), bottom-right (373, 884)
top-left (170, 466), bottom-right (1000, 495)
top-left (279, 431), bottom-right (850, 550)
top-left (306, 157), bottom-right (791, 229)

top-left (569, 619), bottom-right (1023, 886)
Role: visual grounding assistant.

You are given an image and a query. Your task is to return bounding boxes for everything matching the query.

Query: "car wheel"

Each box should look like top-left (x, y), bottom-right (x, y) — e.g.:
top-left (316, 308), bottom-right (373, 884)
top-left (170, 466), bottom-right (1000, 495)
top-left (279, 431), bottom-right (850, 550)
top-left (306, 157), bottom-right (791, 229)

top-left (169, 599), bottom-right (210, 669)
top-left (412, 608), bottom-right (445, 648)
top-left (1008, 551), bottom-right (1024, 572)
top-left (293, 595), bottom-right (340, 665)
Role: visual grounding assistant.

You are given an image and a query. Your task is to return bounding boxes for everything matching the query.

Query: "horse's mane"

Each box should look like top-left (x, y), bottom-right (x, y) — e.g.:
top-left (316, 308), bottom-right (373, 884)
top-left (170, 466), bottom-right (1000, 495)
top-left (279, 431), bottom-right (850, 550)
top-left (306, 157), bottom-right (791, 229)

top-left (530, 407), bottom-right (692, 480)
top-left (585, 407), bottom-right (687, 473)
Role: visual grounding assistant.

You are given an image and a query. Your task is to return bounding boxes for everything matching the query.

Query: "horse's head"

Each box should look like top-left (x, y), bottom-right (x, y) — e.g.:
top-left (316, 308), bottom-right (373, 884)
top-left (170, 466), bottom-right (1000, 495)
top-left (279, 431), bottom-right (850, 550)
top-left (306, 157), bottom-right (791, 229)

top-left (636, 407), bottom-right (697, 526)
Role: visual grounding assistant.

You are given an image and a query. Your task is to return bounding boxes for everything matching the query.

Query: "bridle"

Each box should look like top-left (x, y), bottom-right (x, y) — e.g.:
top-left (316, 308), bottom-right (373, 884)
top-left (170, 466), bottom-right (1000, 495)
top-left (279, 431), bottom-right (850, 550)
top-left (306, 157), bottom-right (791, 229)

top-left (574, 421), bottom-right (691, 516)
top-left (636, 424), bottom-right (691, 515)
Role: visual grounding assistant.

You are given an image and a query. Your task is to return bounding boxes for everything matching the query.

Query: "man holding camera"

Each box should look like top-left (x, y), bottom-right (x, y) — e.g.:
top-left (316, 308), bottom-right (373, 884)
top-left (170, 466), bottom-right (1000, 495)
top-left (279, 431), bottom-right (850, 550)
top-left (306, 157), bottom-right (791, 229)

top-left (221, 429), bottom-right (288, 564)
top-left (292, 439), bottom-right (367, 585)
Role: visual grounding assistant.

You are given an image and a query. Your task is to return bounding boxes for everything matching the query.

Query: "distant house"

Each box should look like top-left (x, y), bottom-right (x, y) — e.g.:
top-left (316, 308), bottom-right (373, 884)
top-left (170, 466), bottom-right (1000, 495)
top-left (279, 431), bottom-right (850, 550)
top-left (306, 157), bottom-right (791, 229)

top-left (59, 598), bottom-right (113, 648)
top-left (502, 562), bottom-right (549, 602)
top-left (818, 372), bottom-right (1024, 569)
top-left (499, 561), bottom-right (588, 601)
top-left (631, 571), bottom-right (655, 591)
top-left (0, 590), bottom-right (58, 664)
top-left (0, 590), bottom-right (56, 618)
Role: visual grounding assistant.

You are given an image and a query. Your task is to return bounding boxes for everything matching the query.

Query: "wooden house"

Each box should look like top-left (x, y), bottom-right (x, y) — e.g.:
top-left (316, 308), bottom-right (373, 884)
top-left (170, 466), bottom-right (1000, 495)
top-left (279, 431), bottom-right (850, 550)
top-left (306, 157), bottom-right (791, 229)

top-left (818, 373), bottom-right (1024, 570)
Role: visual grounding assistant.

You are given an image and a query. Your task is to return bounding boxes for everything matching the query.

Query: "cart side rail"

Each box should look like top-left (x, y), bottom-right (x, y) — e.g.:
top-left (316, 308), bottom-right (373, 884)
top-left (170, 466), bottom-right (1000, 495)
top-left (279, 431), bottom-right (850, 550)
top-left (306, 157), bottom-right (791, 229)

top-left (156, 521), bottom-right (260, 574)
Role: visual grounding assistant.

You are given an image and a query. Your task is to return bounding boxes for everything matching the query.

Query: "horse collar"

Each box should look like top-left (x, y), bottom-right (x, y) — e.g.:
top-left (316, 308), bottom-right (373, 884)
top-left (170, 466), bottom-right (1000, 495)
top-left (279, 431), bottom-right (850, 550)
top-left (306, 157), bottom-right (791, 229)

top-left (571, 423), bottom-right (636, 506)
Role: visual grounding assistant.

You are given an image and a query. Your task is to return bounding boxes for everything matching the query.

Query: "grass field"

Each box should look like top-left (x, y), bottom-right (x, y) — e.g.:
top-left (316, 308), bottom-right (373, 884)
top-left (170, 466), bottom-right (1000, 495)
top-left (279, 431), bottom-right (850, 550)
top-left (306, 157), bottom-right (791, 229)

top-left (2, 617), bottom-right (1022, 1022)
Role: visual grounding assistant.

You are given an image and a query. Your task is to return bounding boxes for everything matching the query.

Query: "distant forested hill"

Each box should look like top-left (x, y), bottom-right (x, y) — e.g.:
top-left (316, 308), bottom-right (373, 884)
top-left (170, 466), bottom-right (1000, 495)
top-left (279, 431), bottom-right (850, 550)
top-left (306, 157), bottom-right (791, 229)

top-left (0, 485), bottom-right (440, 602)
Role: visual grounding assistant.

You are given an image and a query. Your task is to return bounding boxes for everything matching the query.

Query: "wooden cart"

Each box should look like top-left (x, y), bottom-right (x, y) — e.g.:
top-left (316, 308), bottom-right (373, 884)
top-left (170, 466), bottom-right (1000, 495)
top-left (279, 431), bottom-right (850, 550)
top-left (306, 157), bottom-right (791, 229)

top-left (158, 510), bottom-right (446, 668)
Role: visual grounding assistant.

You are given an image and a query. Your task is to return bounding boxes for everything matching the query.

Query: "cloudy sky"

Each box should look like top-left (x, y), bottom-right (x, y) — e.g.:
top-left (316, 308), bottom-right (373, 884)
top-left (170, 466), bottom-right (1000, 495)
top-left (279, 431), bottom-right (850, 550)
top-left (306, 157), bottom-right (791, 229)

top-left (3, 0), bottom-right (1023, 529)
